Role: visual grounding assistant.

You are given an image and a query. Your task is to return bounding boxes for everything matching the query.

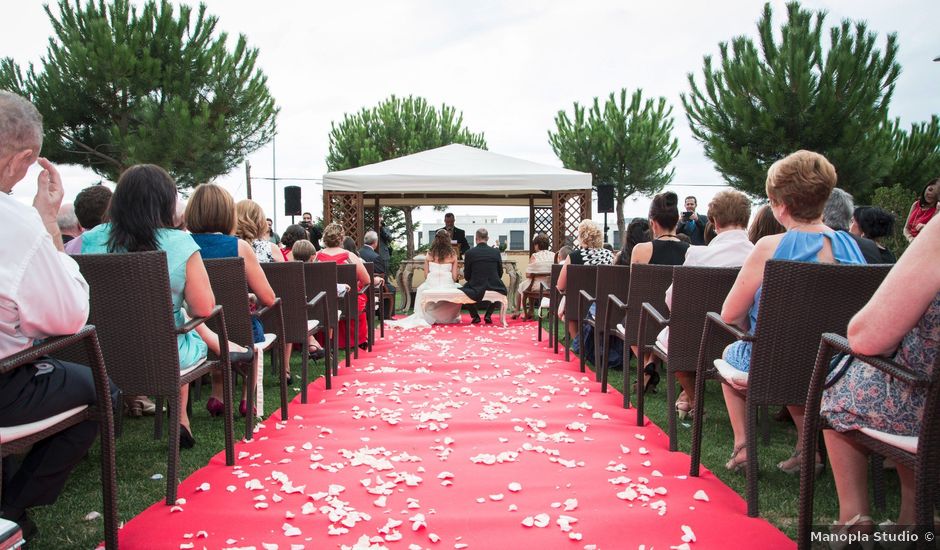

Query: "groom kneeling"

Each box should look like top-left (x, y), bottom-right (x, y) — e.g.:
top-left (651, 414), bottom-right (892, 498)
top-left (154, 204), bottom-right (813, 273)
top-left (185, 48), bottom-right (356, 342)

top-left (460, 228), bottom-right (507, 324)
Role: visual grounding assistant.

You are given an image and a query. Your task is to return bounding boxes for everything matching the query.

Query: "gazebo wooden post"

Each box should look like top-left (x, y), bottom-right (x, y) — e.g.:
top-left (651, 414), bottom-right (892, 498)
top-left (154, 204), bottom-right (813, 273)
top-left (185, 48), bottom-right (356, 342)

top-left (373, 198), bottom-right (381, 234)
top-left (551, 190), bottom-right (591, 250)
top-left (324, 191), bottom-right (364, 247)
top-left (528, 197), bottom-right (535, 254)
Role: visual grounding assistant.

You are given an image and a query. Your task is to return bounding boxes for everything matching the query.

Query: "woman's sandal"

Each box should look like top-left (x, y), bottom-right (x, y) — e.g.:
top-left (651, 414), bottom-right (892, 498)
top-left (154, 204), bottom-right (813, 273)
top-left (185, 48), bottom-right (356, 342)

top-left (725, 444), bottom-right (747, 472)
top-left (777, 451), bottom-right (824, 477)
top-left (828, 514), bottom-right (875, 550)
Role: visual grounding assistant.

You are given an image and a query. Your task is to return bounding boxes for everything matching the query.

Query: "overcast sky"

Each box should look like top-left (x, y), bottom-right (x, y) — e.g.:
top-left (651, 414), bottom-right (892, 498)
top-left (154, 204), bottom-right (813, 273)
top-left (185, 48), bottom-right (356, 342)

top-left (4, 0), bottom-right (938, 229)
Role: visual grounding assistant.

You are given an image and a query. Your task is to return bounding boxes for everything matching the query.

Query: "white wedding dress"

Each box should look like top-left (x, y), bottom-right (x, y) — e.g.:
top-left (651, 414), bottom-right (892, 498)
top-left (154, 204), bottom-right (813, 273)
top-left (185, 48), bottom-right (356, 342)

top-left (385, 261), bottom-right (466, 330)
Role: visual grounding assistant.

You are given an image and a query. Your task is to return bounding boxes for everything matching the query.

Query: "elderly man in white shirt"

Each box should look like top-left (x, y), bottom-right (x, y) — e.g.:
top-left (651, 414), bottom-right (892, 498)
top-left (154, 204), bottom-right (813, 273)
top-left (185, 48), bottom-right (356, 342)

top-left (0, 91), bottom-right (114, 541)
top-left (659, 190), bottom-right (755, 420)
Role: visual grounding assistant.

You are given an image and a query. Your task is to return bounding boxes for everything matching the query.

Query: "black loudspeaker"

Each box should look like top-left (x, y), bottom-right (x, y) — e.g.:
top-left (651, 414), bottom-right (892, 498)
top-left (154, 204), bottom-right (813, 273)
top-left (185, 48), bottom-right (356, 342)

top-left (284, 186), bottom-right (302, 216)
top-left (597, 185), bottom-right (615, 213)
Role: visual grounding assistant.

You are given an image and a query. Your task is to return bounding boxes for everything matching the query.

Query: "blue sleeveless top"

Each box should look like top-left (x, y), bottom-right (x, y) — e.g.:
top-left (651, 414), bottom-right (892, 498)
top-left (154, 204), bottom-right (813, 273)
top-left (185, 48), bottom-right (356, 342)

top-left (191, 233), bottom-right (238, 260)
top-left (726, 230), bottom-right (865, 372)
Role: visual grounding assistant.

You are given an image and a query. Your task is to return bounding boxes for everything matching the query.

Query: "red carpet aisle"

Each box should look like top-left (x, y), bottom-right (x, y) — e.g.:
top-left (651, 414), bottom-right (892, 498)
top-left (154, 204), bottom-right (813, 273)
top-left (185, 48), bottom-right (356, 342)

top-left (118, 317), bottom-right (793, 549)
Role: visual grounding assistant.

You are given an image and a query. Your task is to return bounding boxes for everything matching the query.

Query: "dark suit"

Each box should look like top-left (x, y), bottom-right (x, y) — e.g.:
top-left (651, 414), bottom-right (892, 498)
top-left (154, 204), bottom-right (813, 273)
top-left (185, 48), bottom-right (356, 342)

top-left (460, 242), bottom-right (507, 320)
top-left (847, 233), bottom-right (882, 264)
top-left (439, 225), bottom-right (470, 256)
top-left (360, 245), bottom-right (396, 314)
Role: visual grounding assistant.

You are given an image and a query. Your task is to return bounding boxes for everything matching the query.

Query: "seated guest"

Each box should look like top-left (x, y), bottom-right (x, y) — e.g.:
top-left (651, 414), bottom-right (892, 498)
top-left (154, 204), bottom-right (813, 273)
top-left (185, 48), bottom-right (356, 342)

top-left (821, 216), bottom-right (939, 532)
top-left (903, 178), bottom-right (938, 241)
top-left (56, 202), bottom-right (81, 244)
top-left (291, 239), bottom-right (316, 262)
top-left (614, 218), bottom-right (651, 265)
top-left (185, 183), bottom-right (278, 417)
top-left (342, 236), bottom-right (359, 257)
top-left (278, 224), bottom-right (308, 261)
top-left (64, 184), bottom-right (112, 255)
top-left (555, 245), bottom-right (572, 264)
top-left (513, 233), bottom-right (554, 315)
top-left (557, 220), bottom-right (614, 346)
top-left (266, 218), bottom-right (280, 245)
top-left (661, 190), bottom-right (754, 418)
top-left (824, 188), bottom-right (880, 263)
top-left (851, 206), bottom-right (896, 263)
top-left (748, 204), bottom-right (786, 243)
top-left (0, 91), bottom-right (117, 540)
top-left (718, 150), bottom-right (864, 474)
top-left (235, 200), bottom-right (283, 263)
top-left (360, 230), bottom-right (396, 311)
top-left (631, 191), bottom-right (691, 391)
top-left (315, 223), bottom-right (371, 349)
top-left (83, 164), bottom-right (253, 449)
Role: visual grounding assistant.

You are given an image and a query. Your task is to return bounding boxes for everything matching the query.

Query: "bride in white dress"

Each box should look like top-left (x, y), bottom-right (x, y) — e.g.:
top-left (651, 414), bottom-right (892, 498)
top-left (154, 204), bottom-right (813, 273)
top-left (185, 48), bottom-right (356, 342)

top-left (386, 230), bottom-right (464, 330)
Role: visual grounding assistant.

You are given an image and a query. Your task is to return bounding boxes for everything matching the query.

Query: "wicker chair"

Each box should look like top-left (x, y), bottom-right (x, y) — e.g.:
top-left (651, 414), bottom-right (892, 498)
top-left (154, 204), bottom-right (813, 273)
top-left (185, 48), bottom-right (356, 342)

top-left (203, 258), bottom-right (284, 439)
top-left (303, 262), bottom-right (341, 382)
top-left (688, 260), bottom-right (891, 517)
top-left (261, 262), bottom-right (331, 399)
top-left (637, 266), bottom-right (740, 451)
top-left (602, 264), bottom-right (675, 409)
top-left (578, 265), bottom-right (630, 380)
top-left (337, 264), bottom-right (367, 363)
top-left (0, 326), bottom-right (118, 549)
top-left (75, 251), bottom-right (235, 504)
top-left (560, 265), bottom-right (598, 363)
top-left (798, 332), bottom-right (940, 549)
top-left (547, 263), bottom-right (562, 349)
top-left (362, 262), bottom-right (377, 350)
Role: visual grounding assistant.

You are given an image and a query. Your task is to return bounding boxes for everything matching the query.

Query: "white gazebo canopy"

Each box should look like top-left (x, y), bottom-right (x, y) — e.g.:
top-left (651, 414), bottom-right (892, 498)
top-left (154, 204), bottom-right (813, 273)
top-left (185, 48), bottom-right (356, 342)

top-left (321, 144), bottom-right (592, 206)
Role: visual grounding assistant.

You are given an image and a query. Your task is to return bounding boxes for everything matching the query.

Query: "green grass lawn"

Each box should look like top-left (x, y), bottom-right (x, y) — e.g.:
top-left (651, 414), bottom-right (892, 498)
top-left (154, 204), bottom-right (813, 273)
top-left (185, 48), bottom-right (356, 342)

top-left (21, 320), bottom-right (900, 548)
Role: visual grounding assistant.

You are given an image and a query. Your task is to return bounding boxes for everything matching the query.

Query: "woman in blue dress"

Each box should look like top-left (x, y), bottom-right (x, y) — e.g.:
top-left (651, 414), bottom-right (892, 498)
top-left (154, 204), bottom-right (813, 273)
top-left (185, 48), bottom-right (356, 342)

top-left (717, 151), bottom-right (865, 473)
top-left (83, 165), bottom-right (252, 449)
top-left (185, 183), bottom-right (278, 417)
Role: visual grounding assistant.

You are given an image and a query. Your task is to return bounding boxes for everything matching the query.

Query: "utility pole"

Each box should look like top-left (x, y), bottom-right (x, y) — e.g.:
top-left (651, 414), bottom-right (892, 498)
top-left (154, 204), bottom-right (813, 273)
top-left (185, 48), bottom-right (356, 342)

top-left (272, 136), bottom-right (277, 233)
top-left (245, 161), bottom-right (252, 200)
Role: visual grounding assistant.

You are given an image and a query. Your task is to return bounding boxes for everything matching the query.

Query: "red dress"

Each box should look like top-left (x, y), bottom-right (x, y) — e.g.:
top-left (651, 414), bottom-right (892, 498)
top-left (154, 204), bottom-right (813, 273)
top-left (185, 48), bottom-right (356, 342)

top-left (315, 250), bottom-right (368, 347)
top-left (906, 200), bottom-right (938, 239)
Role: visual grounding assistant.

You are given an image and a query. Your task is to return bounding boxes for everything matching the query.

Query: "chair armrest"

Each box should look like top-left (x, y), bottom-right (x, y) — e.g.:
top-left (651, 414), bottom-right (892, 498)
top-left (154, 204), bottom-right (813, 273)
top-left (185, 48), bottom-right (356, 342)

top-left (819, 333), bottom-right (929, 387)
top-left (578, 289), bottom-right (597, 306)
top-left (253, 297), bottom-right (282, 320)
top-left (704, 311), bottom-right (754, 343)
top-left (640, 302), bottom-right (669, 329)
top-left (0, 325), bottom-right (98, 374)
top-left (176, 305), bottom-right (223, 335)
top-left (337, 286), bottom-right (349, 299)
top-left (307, 291), bottom-right (327, 309)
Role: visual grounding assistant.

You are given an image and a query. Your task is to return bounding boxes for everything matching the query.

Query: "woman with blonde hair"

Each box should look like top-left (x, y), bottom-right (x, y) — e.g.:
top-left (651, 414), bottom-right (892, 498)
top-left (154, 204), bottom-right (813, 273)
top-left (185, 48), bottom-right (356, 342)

top-left (235, 199), bottom-right (283, 263)
top-left (717, 150), bottom-right (864, 474)
top-left (556, 219), bottom-right (614, 344)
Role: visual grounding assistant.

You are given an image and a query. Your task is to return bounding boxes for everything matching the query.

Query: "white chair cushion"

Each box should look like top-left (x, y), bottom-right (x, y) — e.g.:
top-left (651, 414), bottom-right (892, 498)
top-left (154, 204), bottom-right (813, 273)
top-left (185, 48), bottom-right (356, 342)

top-left (482, 291), bottom-right (508, 304)
top-left (180, 356), bottom-right (209, 377)
top-left (307, 319), bottom-right (320, 331)
top-left (714, 358), bottom-right (749, 390)
top-left (616, 323), bottom-right (625, 335)
top-left (254, 333), bottom-right (278, 351)
top-left (0, 405), bottom-right (88, 443)
top-left (655, 327), bottom-right (669, 354)
top-left (858, 428), bottom-right (918, 454)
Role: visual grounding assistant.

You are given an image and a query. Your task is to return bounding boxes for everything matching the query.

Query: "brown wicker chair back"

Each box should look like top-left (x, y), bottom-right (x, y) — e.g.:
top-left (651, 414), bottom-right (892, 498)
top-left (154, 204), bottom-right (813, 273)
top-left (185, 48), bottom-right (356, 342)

top-left (667, 266), bottom-right (741, 375)
top-left (563, 265), bottom-right (598, 362)
top-left (336, 263), bottom-right (359, 363)
top-left (0, 326), bottom-right (119, 549)
top-left (549, 263), bottom-right (562, 352)
top-left (624, 264), bottom-right (676, 350)
top-left (362, 261), bottom-right (376, 349)
top-left (203, 258), bottom-right (253, 349)
top-left (304, 261), bottom-right (340, 379)
top-left (261, 262), bottom-right (308, 343)
top-left (75, 250), bottom-right (235, 504)
top-left (594, 265), bottom-right (631, 332)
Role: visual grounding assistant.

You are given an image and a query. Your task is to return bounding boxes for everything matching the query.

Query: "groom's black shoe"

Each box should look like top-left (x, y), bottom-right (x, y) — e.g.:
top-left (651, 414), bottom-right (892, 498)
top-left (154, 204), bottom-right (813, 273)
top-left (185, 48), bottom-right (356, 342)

top-left (484, 301), bottom-right (496, 324)
top-left (484, 315), bottom-right (493, 324)
top-left (470, 316), bottom-right (482, 325)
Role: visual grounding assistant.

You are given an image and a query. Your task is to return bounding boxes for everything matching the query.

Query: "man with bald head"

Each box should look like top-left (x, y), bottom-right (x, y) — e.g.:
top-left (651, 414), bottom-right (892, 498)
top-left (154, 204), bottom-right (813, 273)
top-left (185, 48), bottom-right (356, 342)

top-left (0, 91), bottom-right (115, 541)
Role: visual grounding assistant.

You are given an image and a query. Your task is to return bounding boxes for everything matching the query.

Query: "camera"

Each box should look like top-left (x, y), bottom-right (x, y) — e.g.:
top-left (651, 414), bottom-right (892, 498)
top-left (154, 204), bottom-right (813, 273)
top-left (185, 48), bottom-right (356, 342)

top-left (682, 211), bottom-right (692, 220)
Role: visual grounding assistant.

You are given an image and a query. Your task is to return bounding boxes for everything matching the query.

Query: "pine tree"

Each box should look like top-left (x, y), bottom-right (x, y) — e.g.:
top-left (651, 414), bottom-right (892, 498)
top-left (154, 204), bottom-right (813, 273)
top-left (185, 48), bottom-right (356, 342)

top-left (884, 115), bottom-right (940, 196)
top-left (0, 0), bottom-right (277, 188)
top-left (682, 2), bottom-right (899, 199)
top-left (327, 95), bottom-right (486, 256)
top-left (549, 88), bottom-right (679, 237)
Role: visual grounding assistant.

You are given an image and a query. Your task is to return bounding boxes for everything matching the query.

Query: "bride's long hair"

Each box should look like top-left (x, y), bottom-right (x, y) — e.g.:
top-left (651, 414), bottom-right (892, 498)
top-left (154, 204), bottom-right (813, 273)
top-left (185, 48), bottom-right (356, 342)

top-left (429, 229), bottom-right (456, 262)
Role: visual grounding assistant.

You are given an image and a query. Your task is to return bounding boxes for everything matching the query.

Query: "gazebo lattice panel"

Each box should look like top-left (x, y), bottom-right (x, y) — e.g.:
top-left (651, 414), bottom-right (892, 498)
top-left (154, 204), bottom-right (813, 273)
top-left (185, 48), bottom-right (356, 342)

top-left (324, 191), bottom-right (364, 247)
top-left (533, 206), bottom-right (554, 249)
top-left (552, 190), bottom-right (590, 250)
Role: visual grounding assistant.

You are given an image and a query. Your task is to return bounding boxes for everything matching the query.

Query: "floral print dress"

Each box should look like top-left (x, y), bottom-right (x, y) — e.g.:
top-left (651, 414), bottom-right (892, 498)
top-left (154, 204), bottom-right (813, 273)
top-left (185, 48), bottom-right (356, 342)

top-left (821, 292), bottom-right (940, 436)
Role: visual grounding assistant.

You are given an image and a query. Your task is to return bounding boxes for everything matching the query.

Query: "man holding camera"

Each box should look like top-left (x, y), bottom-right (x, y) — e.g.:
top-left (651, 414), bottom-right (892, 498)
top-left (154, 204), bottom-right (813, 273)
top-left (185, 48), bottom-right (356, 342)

top-left (677, 196), bottom-right (706, 245)
top-left (301, 211), bottom-right (323, 251)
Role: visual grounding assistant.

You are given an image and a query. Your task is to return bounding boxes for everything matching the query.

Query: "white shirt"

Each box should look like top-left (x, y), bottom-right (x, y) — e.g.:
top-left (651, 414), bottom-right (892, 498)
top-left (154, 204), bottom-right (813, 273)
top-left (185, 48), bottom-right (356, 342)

top-left (664, 229), bottom-right (754, 309)
top-left (0, 193), bottom-right (89, 360)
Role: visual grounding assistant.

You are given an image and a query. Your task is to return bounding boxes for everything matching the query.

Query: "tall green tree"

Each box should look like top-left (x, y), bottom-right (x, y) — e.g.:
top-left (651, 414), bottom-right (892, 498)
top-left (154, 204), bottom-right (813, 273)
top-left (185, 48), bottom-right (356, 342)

top-left (327, 95), bottom-right (487, 256)
top-left (884, 115), bottom-right (940, 195)
top-left (682, 2), bottom-right (899, 199)
top-left (0, 0), bottom-right (277, 188)
top-left (549, 88), bottom-right (679, 237)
